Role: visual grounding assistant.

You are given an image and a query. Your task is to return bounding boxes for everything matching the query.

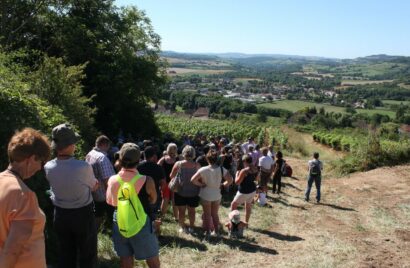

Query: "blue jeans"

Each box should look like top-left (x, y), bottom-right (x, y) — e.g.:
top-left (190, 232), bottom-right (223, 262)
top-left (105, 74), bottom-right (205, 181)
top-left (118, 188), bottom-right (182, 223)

top-left (305, 175), bottom-right (321, 201)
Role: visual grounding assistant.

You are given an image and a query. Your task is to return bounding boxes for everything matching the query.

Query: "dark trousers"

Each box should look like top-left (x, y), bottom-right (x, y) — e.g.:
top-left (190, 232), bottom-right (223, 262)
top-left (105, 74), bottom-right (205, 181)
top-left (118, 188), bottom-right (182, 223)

top-left (305, 175), bottom-right (321, 201)
top-left (272, 174), bottom-right (282, 193)
top-left (54, 203), bottom-right (97, 268)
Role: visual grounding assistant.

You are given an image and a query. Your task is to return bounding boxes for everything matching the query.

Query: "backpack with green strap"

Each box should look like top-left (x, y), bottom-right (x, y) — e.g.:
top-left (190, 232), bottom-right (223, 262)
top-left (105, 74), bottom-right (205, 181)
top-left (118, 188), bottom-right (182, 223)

top-left (117, 174), bottom-right (147, 238)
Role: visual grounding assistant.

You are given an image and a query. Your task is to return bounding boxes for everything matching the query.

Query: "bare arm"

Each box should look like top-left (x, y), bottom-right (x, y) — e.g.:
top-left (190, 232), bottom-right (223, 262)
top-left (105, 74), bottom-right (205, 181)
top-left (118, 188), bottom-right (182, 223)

top-left (169, 161), bottom-right (181, 180)
top-left (223, 169), bottom-right (233, 187)
top-left (0, 220), bottom-right (33, 267)
top-left (235, 168), bottom-right (247, 185)
top-left (191, 170), bottom-right (205, 187)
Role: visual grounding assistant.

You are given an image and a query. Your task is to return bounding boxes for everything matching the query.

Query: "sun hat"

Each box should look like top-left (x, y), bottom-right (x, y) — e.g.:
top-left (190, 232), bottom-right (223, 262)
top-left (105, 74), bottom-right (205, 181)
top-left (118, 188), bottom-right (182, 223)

top-left (229, 210), bottom-right (241, 224)
top-left (51, 123), bottom-right (80, 150)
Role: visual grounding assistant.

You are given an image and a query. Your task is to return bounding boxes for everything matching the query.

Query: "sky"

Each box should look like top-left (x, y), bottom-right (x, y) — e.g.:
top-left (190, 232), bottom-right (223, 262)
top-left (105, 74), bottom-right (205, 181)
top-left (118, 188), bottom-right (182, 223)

top-left (115, 0), bottom-right (410, 59)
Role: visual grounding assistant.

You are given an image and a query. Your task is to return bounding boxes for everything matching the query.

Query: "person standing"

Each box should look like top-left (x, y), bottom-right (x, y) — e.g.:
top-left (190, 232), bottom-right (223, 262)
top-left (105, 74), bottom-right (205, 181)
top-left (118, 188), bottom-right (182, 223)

top-left (191, 150), bottom-right (232, 237)
top-left (85, 135), bottom-right (116, 231)
top-left (230, 155), bottom-right (259, 224)
top-left (158, 143), bottom-right (179, 220)
top-left (169, 145), bottom-right (200, 234)
top-left (305, 152), bottom-right (323, 203)
top-left (106, 143), bottom-right (160, 268)
top-left (258, 147), bottom-right (274, 193)
top-left (0, 128), bottom-right (51, 268)
top-left (138, 146), bottom-right (166, 233)
top-left (272, 151), bottom-right (284, 195)
top-left (44, 123), bottom-right (98, 268)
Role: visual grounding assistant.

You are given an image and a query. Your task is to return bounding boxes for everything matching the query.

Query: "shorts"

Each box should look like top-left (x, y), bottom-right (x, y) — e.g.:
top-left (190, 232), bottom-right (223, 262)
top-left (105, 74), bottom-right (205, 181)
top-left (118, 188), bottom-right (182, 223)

top-left (232, 191), bottom-right (256, 205)
top-left (259, 171), bottom-right (271, 187)
top-left (174, 192), bottom-right (199, 207)
top-left (112, 215), bottom-right (159, 260)
top-left (161, 183), bottom-right (174, 200)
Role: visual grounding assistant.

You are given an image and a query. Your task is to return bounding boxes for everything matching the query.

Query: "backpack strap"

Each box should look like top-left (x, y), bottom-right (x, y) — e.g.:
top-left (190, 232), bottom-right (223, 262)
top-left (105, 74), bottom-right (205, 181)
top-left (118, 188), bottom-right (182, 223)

top-left (117, 173), bottom-right (146, 194)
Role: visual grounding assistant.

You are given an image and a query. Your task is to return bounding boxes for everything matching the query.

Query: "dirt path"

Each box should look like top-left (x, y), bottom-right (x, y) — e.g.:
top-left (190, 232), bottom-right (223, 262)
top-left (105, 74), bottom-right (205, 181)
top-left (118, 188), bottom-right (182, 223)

top-left (253, 161), bottom-right (410, 268)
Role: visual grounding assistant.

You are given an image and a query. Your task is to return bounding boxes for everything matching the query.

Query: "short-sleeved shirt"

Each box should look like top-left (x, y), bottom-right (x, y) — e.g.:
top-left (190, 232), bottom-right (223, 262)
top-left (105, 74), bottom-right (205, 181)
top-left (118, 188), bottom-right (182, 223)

top-left (308, 159), bottom-right (323, 174)
top-left (138, 161), bottom-right (165, 201)
top-left (197, 165), bottom-right (228, 201)
top-left (85, 148), bottom-right (115, 202)
top-left (258, 155), bottom-right (274, 171)
top-left (0, 170), bottom-right (46, 268)
top-left (45, 157), bottom-right (97, 209)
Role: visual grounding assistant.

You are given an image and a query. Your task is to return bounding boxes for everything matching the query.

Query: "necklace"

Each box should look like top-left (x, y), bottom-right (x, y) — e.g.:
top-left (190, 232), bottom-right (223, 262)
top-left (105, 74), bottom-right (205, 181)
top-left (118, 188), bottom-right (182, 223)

top-left (7, 168), bottom-right (24, 181)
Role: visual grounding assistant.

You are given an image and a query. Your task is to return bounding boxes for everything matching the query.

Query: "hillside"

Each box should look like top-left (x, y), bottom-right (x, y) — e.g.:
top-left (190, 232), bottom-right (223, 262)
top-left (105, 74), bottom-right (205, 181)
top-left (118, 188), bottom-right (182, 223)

top-left (155, 163), bottom-right (410, 268)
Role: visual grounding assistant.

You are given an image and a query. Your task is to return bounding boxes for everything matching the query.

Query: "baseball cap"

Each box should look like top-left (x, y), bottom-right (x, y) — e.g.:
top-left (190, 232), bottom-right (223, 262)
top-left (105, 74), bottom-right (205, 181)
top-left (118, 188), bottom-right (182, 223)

top-left (51, 123), bottom-right (80, 150)
top-left (229, 210), bottom-right (241, 224)
top-left (118, 143), bottom-right (140, 164)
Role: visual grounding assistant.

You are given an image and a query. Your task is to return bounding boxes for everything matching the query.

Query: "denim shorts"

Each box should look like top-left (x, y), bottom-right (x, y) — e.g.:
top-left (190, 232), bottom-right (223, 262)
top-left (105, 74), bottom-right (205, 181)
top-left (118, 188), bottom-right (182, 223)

top-left (112, 212), bottom-right (159, 260)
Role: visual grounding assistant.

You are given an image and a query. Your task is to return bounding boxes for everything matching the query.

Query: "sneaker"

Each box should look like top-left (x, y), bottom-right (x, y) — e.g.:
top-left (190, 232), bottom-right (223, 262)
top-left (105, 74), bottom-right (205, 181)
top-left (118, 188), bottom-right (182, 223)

top-left (210, 230), bottom-right (218, 237)
top-left (316, 200), bottom-right (320, 203)
top-left (187, 227), bottom-right (194, 234)
top-left (304, 198), bottom-right (309, 202)
top-left (178, 227), bottom-right (187, 234)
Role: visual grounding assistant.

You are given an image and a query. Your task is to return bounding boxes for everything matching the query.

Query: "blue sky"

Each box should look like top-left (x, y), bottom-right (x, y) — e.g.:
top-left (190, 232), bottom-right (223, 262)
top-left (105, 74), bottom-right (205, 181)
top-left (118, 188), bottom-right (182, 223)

top-left (115, 0), bottom-right (410, 59)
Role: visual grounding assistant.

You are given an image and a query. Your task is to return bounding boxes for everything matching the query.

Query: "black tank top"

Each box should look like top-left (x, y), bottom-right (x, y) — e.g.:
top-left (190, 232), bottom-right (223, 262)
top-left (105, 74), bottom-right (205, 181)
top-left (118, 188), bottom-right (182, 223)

top-left (162, 161), bottom-right (175, 183)
top-left (239, 171), bottom-right (257, 194)
top-left (138, 178), bottom-right (150, 217)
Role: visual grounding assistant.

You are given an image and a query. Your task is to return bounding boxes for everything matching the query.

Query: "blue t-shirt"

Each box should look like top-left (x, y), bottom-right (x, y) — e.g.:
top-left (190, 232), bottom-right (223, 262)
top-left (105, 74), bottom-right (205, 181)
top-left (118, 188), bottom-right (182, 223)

top-left (45, 157), bottom-right (97, 209)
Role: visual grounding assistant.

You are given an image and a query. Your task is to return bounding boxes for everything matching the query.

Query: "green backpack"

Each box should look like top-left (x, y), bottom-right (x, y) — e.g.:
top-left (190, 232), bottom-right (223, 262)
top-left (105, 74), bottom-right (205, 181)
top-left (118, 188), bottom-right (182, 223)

top-left (117, 174), bottom-right (147, 238)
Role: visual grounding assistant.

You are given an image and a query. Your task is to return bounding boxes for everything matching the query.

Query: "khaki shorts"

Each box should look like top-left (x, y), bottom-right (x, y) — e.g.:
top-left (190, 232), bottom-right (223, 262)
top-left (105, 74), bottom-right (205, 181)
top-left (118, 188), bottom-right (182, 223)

top-left (233, 191), bottom-right (256, 205)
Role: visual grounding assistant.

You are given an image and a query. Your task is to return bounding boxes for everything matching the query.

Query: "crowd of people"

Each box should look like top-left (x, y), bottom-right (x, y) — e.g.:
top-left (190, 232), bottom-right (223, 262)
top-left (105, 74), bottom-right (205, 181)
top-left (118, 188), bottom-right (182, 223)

top-left (0, 124), bottom-right (323, 268)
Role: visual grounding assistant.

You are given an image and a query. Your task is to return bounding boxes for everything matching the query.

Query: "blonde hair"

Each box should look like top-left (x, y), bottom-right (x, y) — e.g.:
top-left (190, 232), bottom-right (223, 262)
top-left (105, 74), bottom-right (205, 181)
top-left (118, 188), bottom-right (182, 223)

top-left (182, 145), bottom-right (195, 160)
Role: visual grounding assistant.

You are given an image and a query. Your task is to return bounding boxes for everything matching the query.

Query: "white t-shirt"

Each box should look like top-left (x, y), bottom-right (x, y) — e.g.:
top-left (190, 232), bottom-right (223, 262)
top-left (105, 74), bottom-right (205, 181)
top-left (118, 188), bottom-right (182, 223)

top-left (257, 192), bottom-right (267, 206)
top-left (259, 155), bottom-right (274, 171)
top-left (198, 165), bottom-right (228, 201)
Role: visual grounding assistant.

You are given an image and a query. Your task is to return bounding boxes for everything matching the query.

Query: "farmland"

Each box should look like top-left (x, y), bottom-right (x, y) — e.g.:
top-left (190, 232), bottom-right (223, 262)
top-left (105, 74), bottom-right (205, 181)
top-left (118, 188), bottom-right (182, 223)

top-left (258, 100), bottom-right (396, 118)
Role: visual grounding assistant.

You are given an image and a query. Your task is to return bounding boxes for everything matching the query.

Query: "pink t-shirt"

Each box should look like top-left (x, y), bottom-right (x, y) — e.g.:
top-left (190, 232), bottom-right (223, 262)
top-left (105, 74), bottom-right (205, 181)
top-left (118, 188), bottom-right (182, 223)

top-left (106, 169), bottom-right (146, 207)
top-left (0, 170), bottom-right (46, 268)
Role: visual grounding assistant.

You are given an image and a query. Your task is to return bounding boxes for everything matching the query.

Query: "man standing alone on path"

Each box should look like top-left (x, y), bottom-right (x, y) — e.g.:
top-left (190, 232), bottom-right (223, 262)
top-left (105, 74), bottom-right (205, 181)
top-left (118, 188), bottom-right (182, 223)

top-left (86, 135), bottom-right (116, 231)
top-left (305, 152), bottom-right (323, 203)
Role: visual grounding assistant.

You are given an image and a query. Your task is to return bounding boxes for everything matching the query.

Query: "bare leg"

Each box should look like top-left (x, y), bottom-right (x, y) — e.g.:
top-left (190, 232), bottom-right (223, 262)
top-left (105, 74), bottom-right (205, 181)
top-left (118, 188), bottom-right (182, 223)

top-left (201, 201), bottom-right (212, 232)
top-left (172, 196), bottom-right (179, 221)
top-left (146, 256), bottom-right (160, 268)
top-left (160, 198), bottom-right (169, 217)
top-left (245, 202), bottom-right (252, 223)
top-left (211, 200), bottom-right (220, 232)
top-left (187, 207), bottom-right (196, 228)
top-left (231, 201), bottom-right (238, 211)
top-left (120, 256), bottom-right (133, 268)
top-left (177, 206), bottom-right (186, 228)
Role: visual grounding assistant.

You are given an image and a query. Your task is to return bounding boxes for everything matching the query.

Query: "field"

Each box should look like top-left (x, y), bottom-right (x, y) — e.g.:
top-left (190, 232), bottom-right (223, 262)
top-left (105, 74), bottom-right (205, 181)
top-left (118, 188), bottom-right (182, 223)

top-left (167, 67), bottom-right (233, 76)
top-left (383, 100), bottom-right (410, 106)
top-left (258, 100), bottom-right (396, 118)
top-left (341, 79), bottom-right (394, 86)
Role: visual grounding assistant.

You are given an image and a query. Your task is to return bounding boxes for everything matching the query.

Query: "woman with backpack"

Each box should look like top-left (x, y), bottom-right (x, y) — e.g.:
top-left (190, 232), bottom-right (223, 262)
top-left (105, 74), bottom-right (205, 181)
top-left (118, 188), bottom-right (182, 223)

top-left (191, 150), bottom-right (233, 237)
top-left (106, 143), bottom-right (160, 268)
top-left (230, 155), bottom-right (259, 224)
top-left (272, 151), bottom-right (285, 195)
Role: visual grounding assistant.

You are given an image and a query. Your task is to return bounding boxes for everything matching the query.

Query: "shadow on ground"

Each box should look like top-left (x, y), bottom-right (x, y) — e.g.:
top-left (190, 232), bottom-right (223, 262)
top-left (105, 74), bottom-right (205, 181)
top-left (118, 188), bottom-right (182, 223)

top-left (251, 228), bottom-right (304, 242)
top-left (207, 236), bottom-right (278, 255)
top-left (159, 235), bottom-right (208, 251)
top-left (317, 202), bottom-right (357, 212)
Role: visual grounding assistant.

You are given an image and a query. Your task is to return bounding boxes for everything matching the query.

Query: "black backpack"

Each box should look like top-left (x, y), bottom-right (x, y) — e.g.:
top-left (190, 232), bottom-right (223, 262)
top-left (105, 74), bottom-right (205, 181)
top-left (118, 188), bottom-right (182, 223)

top-left (309, 160), bottom-right (321, 176)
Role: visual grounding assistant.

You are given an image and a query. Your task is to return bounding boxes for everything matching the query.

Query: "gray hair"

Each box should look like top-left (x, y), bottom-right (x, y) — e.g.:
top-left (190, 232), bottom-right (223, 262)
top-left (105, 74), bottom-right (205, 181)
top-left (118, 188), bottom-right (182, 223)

top-left (182, 145), bottom-right (195, 160)
top-left (167, 143), bottom-right (178, 155)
